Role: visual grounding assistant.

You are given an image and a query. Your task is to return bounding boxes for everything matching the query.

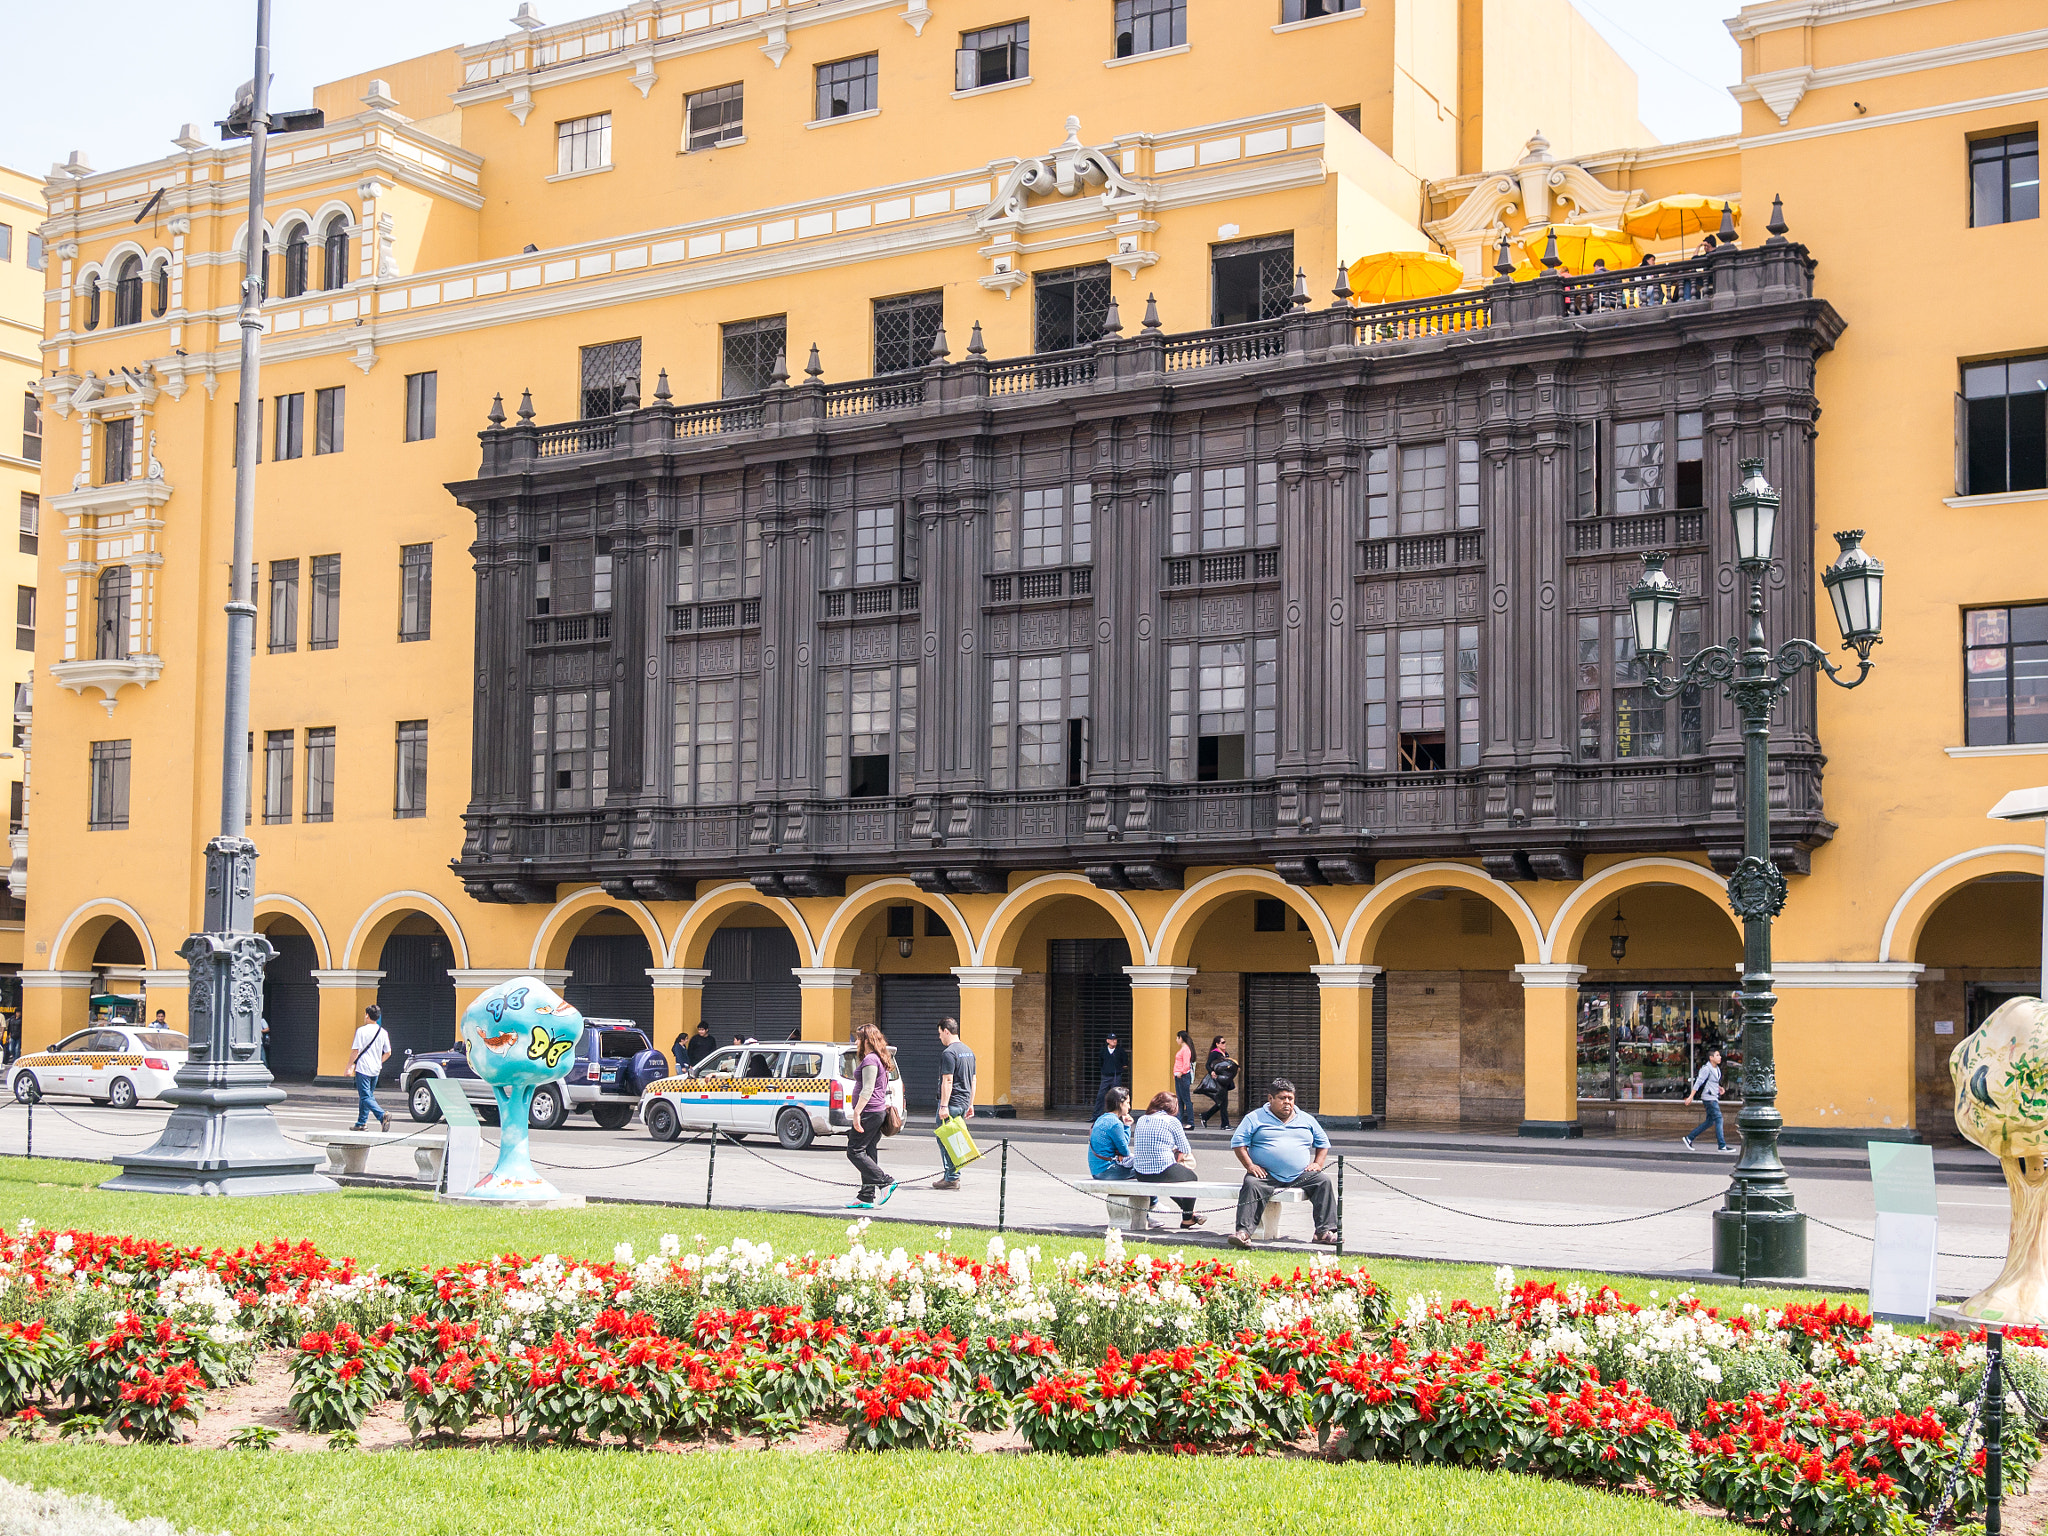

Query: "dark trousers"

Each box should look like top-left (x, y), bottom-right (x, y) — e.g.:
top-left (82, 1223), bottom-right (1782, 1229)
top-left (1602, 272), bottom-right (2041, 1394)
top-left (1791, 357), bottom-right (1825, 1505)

top-left (1137, 1162), bottom-right (1199, 1219)
top-left (1687, 1100), bottom-right (1727, 1149)
top-left (1235, 1166), bottom-right (1338, 1237)
top-left (1093, 1073), bottom-right (1124, 1117)
top-left (845, 1116), bottom-right (890, 1200)
top-left (1198, 1082), bottom-right (1231, 1128)
top-left (1174, 1073), bottom-right (1195, 1126)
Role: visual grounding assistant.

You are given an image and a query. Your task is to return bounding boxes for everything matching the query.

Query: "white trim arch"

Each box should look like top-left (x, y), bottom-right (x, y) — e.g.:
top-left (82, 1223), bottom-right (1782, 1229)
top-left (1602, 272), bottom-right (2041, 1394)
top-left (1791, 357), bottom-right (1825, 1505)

top-left (341, 890), bottom-right (473, 971)
top-left (977, 872), bottom-right (1149, 968)
top-left (71, 261), bottom-right (106, 296)
top-left (253, 893), bottom-right (335, 970)
top-left (1879, 843), bottom-right (2045, 962)
top-left (1154, 868), bottom-right (1339, 967)
top-left (526, 887), bottom-right (666, 971)
top-left (665, 880), bottom-right (820, 968)
top-left (1542, 856), bottom-right (1730, 964)
top-left (1338, 861), bottom-right (1545, 965)
top-left (813, 877), bottom-right (976, 968)
top-left (309, 199), bottom-right (359, 234)
top-left (47, 897), bottom-right (159, 972)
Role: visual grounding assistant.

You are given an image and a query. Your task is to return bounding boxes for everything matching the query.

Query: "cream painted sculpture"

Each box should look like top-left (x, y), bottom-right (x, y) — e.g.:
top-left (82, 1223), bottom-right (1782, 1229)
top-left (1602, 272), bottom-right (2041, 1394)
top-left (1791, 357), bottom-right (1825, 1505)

top-left (1949, 996), bottom-right (2048, 1323)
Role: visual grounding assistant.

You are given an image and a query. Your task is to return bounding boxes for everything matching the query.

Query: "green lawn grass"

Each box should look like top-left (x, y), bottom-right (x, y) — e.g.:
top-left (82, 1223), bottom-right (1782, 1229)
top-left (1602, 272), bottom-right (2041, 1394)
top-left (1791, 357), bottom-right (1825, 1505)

top-left (0, 1442), bottom-right (1726, 1536)
top-left (0, 1154), bottom-right (1840, 1314)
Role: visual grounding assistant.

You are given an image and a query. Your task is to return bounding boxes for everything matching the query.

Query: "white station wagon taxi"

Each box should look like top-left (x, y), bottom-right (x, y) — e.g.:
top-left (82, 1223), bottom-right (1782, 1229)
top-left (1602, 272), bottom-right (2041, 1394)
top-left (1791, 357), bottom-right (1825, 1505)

top-left (8, 1027), bottom-right (191, 1108)
top-left (640, 1042), bottom-right (905, 1150)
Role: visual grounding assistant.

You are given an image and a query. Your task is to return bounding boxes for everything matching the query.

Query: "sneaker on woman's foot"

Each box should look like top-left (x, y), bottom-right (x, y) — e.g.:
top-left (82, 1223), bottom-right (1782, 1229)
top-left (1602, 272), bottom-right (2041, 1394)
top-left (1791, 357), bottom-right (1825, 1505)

top-left (846, 1198), bottom-right (874, 1210)
top-left (1681, 1136), bottom-right (1695, 1150)
top-left (874, 1181), bottom-right (898, 1207)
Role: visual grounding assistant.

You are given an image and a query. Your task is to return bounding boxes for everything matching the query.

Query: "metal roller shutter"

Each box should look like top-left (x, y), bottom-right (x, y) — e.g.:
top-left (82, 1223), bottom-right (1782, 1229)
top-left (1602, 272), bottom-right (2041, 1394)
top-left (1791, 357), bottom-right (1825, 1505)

top-left (1048, 938), bottom-right (1133, 1111)
top-left (1244, 973), bottom-right (1321, 1114)
top-left (262, 932), bottom-right (320, 1082)
top-left (878, 975), bottom-right (961, 1111)
top-left (1372, 980), bottom-right (1388, 1119)
top-left (375, 934), bottom-right (457, 1082)
top-left (564, 933), bottom-right (656, 1030)
top-left (701, 927), bottom-right (802, 1045)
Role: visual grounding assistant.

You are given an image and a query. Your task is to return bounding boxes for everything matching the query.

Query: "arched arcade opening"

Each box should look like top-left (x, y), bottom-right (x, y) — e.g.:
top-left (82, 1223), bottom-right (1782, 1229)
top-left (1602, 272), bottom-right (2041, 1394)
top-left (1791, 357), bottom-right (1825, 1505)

top-left (1912, 871), bottom-right (2041, 1134)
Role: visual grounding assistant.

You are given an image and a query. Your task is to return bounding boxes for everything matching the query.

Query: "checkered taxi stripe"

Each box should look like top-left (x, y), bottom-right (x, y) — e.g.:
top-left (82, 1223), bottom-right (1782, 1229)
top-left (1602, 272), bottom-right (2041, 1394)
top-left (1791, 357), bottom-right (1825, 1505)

top-left (14, 1053), bottom-right (148, 1071)
top-left (648, 1076), bottom-right (833, 1097)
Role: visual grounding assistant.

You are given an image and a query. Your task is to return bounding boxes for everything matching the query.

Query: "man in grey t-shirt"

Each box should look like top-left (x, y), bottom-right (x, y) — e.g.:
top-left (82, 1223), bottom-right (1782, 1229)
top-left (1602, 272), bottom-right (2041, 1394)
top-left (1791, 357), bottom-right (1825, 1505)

top-left (932, 1017), bottom-right (976, 1191)
top-left (1682, 1049), bottom-right (1730, 1152)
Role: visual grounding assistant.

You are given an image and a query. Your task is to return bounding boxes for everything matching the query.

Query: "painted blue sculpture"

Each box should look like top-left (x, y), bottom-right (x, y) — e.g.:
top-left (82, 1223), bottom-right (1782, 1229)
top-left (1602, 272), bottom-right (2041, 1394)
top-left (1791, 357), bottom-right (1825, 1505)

top-left (456, 976), bottom-right (583, 1201)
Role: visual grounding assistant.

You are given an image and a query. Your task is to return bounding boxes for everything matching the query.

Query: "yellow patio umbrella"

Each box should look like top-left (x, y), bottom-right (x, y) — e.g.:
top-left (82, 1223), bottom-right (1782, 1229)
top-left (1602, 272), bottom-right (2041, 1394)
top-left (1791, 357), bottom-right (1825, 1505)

top-left (1623, 195), bottom-right (1739, 247)
top-left (1345, 249), bottom-right (1467, 303)
top-left (1517, 224), bottom-right (1639, 274)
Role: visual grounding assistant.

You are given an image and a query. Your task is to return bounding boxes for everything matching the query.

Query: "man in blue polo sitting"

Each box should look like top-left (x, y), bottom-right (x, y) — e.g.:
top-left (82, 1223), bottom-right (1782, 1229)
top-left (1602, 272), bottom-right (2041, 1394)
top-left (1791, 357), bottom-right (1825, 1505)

top-left (1228, 1077), bottom-right (1338, 1248)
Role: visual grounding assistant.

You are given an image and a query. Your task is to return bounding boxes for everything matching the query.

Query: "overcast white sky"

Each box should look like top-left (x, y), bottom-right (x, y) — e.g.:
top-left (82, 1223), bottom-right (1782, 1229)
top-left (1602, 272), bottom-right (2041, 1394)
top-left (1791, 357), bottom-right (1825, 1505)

top-left (0, 0), bottom-right (1742, 178)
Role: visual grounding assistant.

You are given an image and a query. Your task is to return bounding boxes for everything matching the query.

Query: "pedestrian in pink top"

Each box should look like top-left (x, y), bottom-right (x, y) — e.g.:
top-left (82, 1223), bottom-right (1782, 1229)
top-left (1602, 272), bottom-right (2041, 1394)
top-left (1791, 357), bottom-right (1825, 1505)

top-left (1173, 1030), bottom-right (1196, 1128)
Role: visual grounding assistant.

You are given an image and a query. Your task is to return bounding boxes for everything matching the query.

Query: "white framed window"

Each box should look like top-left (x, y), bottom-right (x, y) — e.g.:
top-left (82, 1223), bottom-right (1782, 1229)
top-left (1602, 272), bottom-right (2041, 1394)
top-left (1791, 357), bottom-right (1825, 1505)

top-left (827, 507), bottom-right (898, 588)
top-left (685, 83), bottom-right (743, 152)
top-left (990, 650), bottom-right (1091, 790)
top-left (824, 664), bottom-right (916, 798)
top-left (556, 114), bottom-right (612, 176)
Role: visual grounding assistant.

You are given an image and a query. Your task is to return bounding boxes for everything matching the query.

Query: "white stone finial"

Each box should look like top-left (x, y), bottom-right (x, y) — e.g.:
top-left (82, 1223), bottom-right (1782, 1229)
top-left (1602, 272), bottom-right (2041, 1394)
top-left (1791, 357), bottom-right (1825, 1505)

top-left (1519, 130), bottom-right (1552, 164)
top-left (511, 2), bottom-right (544, 29)
top-left (361, 79), bottom-right (400, 112)
top-left (64, 150), bottom-right (94, 178)
top-left (172, 124), bottom-right (206, 152)
top-left (1061, 115), bottom-right (1083, 150)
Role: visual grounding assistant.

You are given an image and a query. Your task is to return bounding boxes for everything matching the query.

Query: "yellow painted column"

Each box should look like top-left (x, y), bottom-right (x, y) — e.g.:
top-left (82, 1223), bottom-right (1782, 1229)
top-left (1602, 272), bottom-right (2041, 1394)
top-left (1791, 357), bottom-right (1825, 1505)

top-left (1123, 965), bottom-right (1194, 1110)
top-left (951, 966), bottom-right (1021, 1111)
top-left (19, 972), bottom-right (92, 1053)
top-left (1311, 964), bottom-right (1381, 1127)
top-left (1515, 963), bottom-right (1587, 1138)
top-left (795, 967), bottom-right (858, 1043)
top-left (311, 970), bottom-right (385, 1080)
top-left (646, 968), bottom-right (710, 1061)
top-left (1773, 963), bottom-right (1923, 1136)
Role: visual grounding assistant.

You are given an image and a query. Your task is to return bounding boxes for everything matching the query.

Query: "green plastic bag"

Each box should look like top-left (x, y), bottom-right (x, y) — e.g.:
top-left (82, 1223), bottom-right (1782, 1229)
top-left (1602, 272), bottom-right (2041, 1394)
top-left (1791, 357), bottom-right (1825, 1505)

top-left (934, 1114), bottom-right (983, 1169)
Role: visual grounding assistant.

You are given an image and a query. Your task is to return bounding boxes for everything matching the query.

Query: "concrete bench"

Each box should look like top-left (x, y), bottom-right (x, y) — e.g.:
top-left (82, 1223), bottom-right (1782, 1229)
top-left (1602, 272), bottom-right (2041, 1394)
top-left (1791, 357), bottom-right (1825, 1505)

top-left (306, 1129), bottom-right (447, 1186)
top-left (1072, 1178), bottom-right (1307, 1239)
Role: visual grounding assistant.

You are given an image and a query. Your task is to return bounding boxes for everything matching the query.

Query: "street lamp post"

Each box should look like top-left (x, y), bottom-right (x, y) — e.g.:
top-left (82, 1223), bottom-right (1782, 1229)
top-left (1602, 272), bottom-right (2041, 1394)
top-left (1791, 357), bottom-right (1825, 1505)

top-left (105, 0), bottom-right (334, 1195)
top-left (1628, 458), bottom-right (1885, 1279)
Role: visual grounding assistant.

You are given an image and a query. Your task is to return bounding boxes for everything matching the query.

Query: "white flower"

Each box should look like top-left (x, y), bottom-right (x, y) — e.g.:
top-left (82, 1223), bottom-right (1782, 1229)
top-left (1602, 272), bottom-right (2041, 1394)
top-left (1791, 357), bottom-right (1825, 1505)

top-left (613, 1241), bottom-right (634, 1266)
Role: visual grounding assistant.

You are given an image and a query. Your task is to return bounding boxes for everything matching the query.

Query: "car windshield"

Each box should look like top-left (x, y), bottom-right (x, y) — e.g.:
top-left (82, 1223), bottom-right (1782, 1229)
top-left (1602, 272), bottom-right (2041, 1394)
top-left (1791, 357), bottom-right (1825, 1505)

top-left (599, 1031), bottom-right (647, 1059)
top-left (136, 1031), bottom-right (188, 1052)
top-left (695, 1047), bottom-right (744, 1077)
top-left (53, 1032), bottom-right (95, 1052)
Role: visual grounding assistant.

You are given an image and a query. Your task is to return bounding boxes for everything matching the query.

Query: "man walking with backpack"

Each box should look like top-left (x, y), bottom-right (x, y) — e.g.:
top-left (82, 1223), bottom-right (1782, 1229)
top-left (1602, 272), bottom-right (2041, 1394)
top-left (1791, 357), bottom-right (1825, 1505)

top-left (931, 1017), bottom-right (975, 1191)
top-left (350, 1004), bottom-right (393, 1132)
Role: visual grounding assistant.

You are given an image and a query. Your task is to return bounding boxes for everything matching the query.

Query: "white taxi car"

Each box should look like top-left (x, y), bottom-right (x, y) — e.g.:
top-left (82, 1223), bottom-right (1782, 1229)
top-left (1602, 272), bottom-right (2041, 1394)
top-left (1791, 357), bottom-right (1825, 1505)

top-left (640, 1041), bottom-right (905, 1150)
top-left (8, 1027), bottom-right (190, 1108)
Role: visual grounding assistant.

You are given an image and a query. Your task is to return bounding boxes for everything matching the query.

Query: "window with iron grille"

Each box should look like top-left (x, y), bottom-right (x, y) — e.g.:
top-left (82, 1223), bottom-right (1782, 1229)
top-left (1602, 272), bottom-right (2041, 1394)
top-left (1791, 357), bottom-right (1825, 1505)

top-left (1210, 234), bottom-right (1293, 326)
top-left (263, 730), bottom-right (294, 823)
top-left (273, 392), bottom-right (304, 460)
top-left (1114, 0), bottom-right (1186, 56)
top-left (672, 676), bottom-right (759, 803)
top-left (395, 720), bottom-right (427, 818)
top-left (989, 650), bottom-right (1090, 790)
top-left (1282, 0), bottom-right (1359, 19)
top-left (1961, 355), bottom-right (2048, 496)
top-left (721, 316), bottom-right (784, 398)
top-left (95, 567), bottom-right (130, 661)
top-left (873, 291), bottom-right (943, 375)
top-left (1966, 604), bottom-right (2048, 747)
top-left (686, 83), bottom-right (743, 151)
top-left (314, 387), bottom-right (344, 455)
top-left (14, 586), bottom-right (32, 653)
top-left (268, 560), bottom-right (299, 653)
top-left (1033, 263), bottom-right (1112, 352)
top-left (405, 371), bottom-right (437, 442)
top-left (815, 54), bottom-right (878, 119)
top-left (304, 727), bottom-right (335, 822)
top-left (957, 21), bottom-right (1029, 89)
top-left (556, 113), bottom-right (611, 175)
top-left (18, 493), bottom-right (36, 555)
top-left (991, 484), bottom-right (1093, 571)
top-left (581, 339), bottom-right (641, 417)
top-left (1167, 640), bottom-right (1276, 782)
top-left (824, 664), bottom-right (915, 798)
top-left (532, 690), bottom-right (611, 809)
top-left (20, 391), bottom-right (39, 463)
top-left (309, 554), bottom-right (340, 650)
top-left (399, 544), bottom-right (432, 641)
top-left (1970, 130), bottom-right (2039, 228)
top-left (103, 416), bottom-right (133, 483)
top-left (89, 740), bottom-right (130, 830)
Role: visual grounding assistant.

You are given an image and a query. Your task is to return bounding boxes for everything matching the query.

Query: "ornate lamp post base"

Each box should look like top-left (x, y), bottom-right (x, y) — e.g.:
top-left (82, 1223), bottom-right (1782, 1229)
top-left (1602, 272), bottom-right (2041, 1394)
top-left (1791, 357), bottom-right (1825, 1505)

top-left (1713, 1207), bottom-right (1808, 1279)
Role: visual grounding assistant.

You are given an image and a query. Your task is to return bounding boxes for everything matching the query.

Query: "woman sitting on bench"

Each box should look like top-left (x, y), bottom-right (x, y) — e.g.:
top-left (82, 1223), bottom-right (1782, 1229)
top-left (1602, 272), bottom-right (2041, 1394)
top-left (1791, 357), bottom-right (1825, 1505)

top-left (1132, 1091), bottom-right (1205, 1230)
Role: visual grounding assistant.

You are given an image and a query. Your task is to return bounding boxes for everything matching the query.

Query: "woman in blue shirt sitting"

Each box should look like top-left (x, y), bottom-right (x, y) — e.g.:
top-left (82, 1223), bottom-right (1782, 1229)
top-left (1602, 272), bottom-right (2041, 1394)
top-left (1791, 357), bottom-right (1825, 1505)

top-left (1089, 1086), bottom-right (1135, 1179)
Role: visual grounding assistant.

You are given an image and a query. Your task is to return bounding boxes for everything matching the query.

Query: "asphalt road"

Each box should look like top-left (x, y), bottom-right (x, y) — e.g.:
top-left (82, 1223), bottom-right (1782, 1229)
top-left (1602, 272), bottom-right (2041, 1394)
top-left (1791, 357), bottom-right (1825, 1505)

top-left (0, 1085), bottom-right (2013, 1298)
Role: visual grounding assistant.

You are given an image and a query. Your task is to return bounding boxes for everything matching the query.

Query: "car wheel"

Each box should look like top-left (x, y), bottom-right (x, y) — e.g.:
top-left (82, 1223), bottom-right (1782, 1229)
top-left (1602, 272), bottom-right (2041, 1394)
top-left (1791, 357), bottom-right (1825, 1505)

top-left (529, 1085), bottom-right (566, 1131)
top-left (775, 1106), bottom-right (815, 1151)
top-left (591, 1103), bottom-right (633, 1131)
top-left (11, 1073), bottom-right (39, 1105)
top-left (644, 1101), bottom-right (681, 1142)
top-left (409, 1080), bottom-right (442, 1123)
top-left (108, 1077), bottom-right (139, 1110)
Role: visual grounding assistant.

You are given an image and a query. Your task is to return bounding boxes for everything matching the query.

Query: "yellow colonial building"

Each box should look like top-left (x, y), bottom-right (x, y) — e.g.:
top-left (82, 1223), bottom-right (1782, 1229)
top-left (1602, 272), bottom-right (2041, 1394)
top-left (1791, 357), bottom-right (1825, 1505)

top-left (15, 0), bottom-right (2046, 1146)
top-left (0, 163), bottom-right (44, 982)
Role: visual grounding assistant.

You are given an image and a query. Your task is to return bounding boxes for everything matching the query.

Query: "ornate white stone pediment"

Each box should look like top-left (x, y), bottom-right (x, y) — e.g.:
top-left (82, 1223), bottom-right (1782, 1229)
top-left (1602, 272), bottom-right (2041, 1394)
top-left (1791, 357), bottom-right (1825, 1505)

top-left (977, 116), bottom-right (1149, 232)
top-left (1424, 131), bottom-right (1644, 285)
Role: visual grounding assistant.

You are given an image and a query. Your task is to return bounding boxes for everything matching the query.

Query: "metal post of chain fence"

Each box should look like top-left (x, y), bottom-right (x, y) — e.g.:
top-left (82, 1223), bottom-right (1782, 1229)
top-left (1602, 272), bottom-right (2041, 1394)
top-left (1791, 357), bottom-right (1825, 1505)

top-left (1337, 1155), bottom-right (1346, 1258)
top-left (1989, 1324), bottom-right (2005, 1536)
top-left (997, 1140), bottom-right (1008, 1234)
top-left (22, 1098), bottom-right (29, 1160)
top-left (705, 1128), bottom-right (717, 1210)
top-left (1739, 1182), bottom-right (1750, 1289)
